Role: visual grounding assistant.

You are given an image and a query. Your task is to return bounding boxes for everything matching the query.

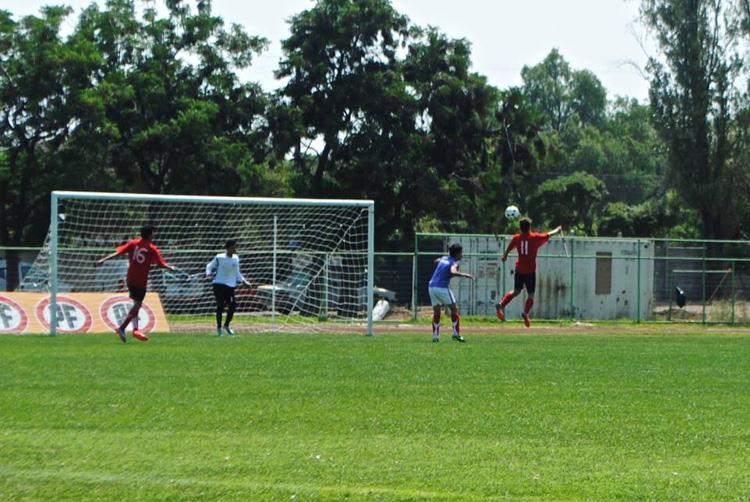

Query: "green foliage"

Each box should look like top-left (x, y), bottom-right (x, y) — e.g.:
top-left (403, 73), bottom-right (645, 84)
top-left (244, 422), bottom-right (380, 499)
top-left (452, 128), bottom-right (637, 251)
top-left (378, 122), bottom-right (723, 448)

top-left (0, 6), bottom-right (103, 245)
top-left (641, 0), bottom-right (741, 239)
top-left (530, 171), bottom-right (608, 234)
top-left (275, 0), bottom-right (414, 243)
top-left (473, 87), bottom-right (546, 232)
top-left (599, 188), bottom-right (702, 238)
top-left (3, 0), bottom-right (736, 246)
top-left (276, 2), bottom-right (500, 243)
top-left (73, 0), bottom-right (269, 195)
top-left (402, 27), bottom-right (498, 235)
top-left (0, 1), bottom-right (275, 245)
top-left (0, 149), bottom-right (7, 181)
top-left (521, 48), bottom-right (607, 131)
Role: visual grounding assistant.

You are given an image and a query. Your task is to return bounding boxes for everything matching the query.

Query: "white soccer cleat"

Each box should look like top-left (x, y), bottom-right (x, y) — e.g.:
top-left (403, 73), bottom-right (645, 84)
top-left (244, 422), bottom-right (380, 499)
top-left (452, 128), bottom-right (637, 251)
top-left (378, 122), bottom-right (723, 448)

top-left (224, 326), bottom-right (235, 336)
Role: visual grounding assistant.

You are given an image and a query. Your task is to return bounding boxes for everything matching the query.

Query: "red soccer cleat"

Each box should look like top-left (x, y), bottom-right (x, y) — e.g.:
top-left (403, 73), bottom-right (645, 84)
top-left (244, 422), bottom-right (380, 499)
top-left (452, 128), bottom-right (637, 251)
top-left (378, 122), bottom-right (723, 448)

top-left (495, 304), bottom-right (505, 322)
top-left (132, 329), bottom-right (149, 342)
top-left (522, 312), bottom-right (530, 328)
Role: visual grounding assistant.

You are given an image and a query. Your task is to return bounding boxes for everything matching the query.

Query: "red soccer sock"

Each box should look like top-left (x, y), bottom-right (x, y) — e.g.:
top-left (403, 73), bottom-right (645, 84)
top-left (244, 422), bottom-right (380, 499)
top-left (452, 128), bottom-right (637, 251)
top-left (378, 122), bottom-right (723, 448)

top-left (451, 312), bottom-right (460, 334)
top-left (432, 311), bottom-right (441, 335)
top-left (524, 298), bottom-right (534, 314)
top-left (500, 292), bottom-right (514, 308)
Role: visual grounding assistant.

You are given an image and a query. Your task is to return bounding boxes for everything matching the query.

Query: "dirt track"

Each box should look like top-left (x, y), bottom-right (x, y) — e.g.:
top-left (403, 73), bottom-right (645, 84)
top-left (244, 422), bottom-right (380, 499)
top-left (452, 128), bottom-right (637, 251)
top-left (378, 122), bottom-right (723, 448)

top-left (170, 320), bottom-right (750, 336)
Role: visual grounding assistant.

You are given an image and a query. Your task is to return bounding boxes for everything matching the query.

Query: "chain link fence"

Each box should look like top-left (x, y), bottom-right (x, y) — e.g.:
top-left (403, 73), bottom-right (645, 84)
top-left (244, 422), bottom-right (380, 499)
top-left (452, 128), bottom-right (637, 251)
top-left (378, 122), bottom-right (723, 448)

top-left (3, 236), bottom-right (750, 324)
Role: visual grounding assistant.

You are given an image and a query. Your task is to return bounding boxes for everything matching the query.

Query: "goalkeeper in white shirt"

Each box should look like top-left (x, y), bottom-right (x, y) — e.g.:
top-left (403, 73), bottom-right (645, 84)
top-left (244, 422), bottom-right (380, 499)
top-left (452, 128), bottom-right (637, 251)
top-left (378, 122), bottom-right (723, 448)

top-left (205, 239), bottom-right (251, 336)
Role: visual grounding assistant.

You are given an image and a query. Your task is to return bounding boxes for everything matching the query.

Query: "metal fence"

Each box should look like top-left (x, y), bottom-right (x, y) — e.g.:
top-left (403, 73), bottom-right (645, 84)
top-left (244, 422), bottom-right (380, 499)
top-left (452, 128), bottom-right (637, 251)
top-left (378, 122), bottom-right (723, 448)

top-left (3, 236), bottom-right (750, 324)
top-left (409, 234), bottom-right (750, 324)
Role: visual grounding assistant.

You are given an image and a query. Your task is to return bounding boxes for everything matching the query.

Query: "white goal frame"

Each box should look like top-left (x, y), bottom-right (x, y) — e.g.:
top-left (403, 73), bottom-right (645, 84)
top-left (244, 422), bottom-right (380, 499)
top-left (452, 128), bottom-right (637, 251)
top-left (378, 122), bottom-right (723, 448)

top-left (48, 191), bottom-right (375, 336)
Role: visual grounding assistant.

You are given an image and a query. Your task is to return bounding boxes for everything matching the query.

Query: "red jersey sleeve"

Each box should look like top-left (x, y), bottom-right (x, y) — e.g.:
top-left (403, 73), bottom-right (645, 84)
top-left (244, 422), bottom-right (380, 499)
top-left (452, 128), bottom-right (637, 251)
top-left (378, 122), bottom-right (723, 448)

top-left (507, 235), bottom-right (520, 251)
top-left (116, 240), bottom-right (134, 255)
top-left (150, 244), bottom-right (168, 268)
top-left (534, 232), bottom-right (550, 246)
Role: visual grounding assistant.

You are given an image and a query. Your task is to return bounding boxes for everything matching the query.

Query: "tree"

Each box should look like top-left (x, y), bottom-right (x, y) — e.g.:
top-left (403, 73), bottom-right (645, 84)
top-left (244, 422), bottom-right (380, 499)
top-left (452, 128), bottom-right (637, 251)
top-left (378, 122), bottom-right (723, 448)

top-left (0, 6), bottom-right (101, 252)
top-left (73, 0), bottom-right (270, 195)
top-left (570, 69), bottom-right (607, 128)
top-left (276, 0), bottom-right (410, 194)
top-left (276, 1), bottom-right (499, 243)
top-left (402, 27), bottom-right (498, 234)
top-left (529, 171), bottom-right (608, 234)
top-left (641, 0), bottom-right (740, 239)
top-left (475, 87), bottom-right (545, 232)
top-left (521, 49), bottom-right (607, 131)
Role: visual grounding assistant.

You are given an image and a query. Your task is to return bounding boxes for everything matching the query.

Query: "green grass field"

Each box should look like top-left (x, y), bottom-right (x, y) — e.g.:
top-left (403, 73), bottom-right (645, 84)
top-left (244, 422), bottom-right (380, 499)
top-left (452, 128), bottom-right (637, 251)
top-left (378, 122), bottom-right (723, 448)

top-left (1, 329), bottom-right (749, 500)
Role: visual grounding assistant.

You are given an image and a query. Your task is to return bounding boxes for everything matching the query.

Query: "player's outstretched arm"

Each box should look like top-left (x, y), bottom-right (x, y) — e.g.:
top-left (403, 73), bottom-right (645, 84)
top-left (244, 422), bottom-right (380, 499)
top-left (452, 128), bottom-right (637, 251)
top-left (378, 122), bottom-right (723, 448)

top-left (548, 226), bottom-right (563, 236)
top-left (450, 263), bottom-right (474, 280)
top-left (94, 251), bottom-right (120, 267)
top-left (153, 247), bottom-right (176, 272)
top-left (157, 254), bottom-right (176, 272)
top-left (501, 236), bottom-right (518, 262)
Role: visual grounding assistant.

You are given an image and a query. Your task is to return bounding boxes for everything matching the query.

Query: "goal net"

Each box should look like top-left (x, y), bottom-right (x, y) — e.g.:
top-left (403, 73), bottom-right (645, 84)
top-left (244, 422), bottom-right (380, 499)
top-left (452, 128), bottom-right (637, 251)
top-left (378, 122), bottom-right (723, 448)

top-left (21, 192), bottom-right (374, 335)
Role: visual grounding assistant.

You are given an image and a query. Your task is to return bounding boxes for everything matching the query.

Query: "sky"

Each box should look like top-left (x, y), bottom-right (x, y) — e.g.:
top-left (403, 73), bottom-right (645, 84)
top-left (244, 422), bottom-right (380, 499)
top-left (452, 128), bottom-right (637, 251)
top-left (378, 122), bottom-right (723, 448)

top-left (0, 0), bottom-right (655, 101)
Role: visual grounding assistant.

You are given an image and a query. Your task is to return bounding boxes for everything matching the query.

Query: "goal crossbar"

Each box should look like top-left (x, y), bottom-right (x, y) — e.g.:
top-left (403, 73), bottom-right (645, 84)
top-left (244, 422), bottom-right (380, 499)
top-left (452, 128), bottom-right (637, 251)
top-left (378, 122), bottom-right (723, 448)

top-left (52, 191), bottom-right (373, 207)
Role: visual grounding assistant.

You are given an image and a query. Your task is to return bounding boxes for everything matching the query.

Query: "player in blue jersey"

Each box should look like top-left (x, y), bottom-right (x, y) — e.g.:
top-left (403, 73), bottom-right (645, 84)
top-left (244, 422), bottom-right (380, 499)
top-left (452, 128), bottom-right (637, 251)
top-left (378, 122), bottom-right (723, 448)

top-left (428, 243), bottom-right (474, 343)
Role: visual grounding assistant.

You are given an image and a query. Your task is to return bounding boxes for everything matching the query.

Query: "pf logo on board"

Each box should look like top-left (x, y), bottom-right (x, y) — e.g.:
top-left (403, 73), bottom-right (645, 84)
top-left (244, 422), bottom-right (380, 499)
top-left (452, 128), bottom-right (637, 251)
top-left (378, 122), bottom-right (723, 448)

top-left (36, 296), bottom-right (93, 333)
top-left (100, 296), bottom-right (156, 334)
top-left (0, 295), bottom-right (29, 334)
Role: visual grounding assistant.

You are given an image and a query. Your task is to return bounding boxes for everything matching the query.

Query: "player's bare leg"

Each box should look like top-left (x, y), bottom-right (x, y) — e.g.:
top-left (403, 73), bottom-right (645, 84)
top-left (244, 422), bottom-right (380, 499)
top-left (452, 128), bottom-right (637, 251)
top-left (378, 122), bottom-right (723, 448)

top-left (432, 306), bottom-right (441, 342)
top-left (450, 304), bottom-right (465, 342)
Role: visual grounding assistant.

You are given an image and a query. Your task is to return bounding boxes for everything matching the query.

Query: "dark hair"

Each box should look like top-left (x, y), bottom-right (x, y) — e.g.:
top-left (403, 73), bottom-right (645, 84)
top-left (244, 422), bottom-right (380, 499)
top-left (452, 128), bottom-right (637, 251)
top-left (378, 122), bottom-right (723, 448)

top-left (225, 239), bottom-right (237, 249)
top-left (449, 243), bottom-right (463, 258)
top-left (519, 217), bottom-right (532, 233)
top-left (140, 224), bottom-right (155, 239)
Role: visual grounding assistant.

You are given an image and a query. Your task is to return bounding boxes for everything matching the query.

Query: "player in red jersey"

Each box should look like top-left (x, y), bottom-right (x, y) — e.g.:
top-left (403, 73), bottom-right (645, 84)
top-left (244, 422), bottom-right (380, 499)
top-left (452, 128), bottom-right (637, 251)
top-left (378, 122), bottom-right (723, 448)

top-left (95, 224), bottom-right (175, 342)
top-left (496, 217), bottom-right (562, 327)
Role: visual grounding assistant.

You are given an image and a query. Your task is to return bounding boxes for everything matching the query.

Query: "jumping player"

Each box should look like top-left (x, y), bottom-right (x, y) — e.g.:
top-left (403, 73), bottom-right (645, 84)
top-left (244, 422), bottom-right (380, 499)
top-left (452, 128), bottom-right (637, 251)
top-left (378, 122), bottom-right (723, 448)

top-left (95, 224), bottom-right (175, 342)
top-left (496, 218), bottom-right (562, 327)
top-left (205, 239), bottom-right (251, 337)
top-left (428, 243), bottom-right (474, 343)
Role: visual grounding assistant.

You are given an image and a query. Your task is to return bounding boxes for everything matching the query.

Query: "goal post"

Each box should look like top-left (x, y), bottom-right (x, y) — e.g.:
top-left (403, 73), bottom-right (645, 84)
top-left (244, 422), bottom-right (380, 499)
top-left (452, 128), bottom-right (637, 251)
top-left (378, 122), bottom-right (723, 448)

top-left (24, 191), bottom-right (375, 336)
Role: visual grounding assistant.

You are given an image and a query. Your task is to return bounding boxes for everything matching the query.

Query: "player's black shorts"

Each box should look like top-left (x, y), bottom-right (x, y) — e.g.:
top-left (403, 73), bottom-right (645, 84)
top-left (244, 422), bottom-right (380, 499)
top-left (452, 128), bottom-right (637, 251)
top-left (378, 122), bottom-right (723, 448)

top-left (513, 272), bottom-right (536, 294)
top-left (127, 285), bottom-right (147, 302)
top-left (213, 284), bottom-right (236, 307)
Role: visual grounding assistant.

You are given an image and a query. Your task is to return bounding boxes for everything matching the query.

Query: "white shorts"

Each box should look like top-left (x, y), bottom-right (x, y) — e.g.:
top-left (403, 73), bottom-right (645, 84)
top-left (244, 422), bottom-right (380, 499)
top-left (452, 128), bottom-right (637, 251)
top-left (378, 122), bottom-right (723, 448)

top-left (429, 287), bottom-right (456, 307)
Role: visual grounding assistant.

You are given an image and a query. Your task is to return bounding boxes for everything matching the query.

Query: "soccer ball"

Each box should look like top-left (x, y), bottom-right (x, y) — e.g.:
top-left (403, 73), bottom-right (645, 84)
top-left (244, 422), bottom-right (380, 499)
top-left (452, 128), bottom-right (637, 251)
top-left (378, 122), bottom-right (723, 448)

top-left (505, 205), bottom-right (521, 220)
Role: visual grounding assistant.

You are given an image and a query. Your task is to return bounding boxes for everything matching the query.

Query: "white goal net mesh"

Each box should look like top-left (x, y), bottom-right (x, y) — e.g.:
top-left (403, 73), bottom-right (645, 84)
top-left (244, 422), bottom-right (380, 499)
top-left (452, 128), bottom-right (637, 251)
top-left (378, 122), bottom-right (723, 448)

top-left (21, 193), bottom-right (373, 334)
